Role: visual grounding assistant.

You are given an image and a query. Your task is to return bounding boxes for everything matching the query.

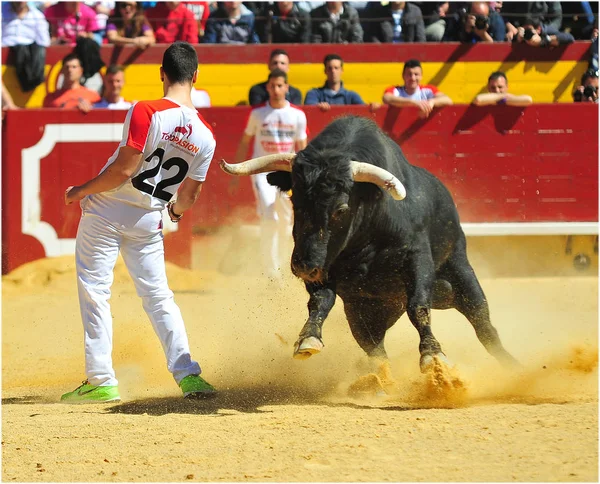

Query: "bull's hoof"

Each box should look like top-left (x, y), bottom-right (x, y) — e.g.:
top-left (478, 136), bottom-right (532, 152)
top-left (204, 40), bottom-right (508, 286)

top-left (293, 337), bottom-right (324, 360)
top-left (420, 353), bottom-right (452, 373)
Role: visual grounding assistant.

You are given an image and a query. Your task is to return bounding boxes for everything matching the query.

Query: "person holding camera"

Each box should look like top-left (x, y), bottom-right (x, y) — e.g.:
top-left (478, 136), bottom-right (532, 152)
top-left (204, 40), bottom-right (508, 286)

top-left (443, 2), bottom-right (505, 43)
top-left (473, 71), bottom-right (533, 107)
top-left (515, 16), bottom-right (574, 47)
top-left (573, 70), bottom-right (599, 104)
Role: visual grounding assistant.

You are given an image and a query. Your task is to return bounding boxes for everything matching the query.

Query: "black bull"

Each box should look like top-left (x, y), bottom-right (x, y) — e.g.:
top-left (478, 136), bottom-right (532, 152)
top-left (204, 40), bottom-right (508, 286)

top-left (221, 115), bottom-right (518, 372)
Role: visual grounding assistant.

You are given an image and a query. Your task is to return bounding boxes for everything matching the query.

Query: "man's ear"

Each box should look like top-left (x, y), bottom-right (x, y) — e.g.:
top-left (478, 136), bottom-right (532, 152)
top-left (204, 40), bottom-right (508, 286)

top-left (267, 171), bottom-right (292, 192)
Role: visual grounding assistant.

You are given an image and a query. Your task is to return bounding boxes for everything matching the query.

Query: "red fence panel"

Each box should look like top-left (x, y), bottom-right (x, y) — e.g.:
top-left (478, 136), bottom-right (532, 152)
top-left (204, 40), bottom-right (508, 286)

top-left (2, 104), bottom-right (598, 274)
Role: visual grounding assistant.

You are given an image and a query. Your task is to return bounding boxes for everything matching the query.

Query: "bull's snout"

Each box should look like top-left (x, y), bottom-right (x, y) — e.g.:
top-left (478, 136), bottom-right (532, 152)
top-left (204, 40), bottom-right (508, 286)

top-left (291, 260), bottom-right (324, 283)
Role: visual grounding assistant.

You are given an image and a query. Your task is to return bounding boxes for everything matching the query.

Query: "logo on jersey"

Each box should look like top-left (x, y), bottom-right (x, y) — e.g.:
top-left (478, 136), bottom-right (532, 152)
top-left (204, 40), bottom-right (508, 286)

top-left (173, 123), bottom-right (193, 138)
top-left (161, 123), bottom-right (199, 154)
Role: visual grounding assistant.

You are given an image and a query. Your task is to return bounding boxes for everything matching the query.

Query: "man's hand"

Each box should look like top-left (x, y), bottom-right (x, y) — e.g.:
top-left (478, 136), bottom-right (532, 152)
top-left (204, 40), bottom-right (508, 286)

top-left (77, 99), bottom-right (93, 113)
top-left (316, 102), bottom-right (331, 112)
top-left (516, 26), bottom-right (525, 42)
top-left (65, 186), bottom-right (84, 205)
top-left (506, 22), bottom-right (518, 41)
top-left (369, 102), bottom-right (382, 112)
top-left (417, 99), bottom-right (434, 118)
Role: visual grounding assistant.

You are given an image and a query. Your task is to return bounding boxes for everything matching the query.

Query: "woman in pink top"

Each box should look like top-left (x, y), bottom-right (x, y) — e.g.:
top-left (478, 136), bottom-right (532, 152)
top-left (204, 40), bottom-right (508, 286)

top-left (45, 1), bottom-right (100, 45)
top-left (106, 1), bottom-right (156, 49)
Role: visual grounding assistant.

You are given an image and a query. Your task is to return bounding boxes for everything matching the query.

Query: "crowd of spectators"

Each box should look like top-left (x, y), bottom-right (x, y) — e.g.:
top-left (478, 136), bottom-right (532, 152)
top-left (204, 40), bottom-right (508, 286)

top-left (1, 1), bottom-right (598, 114)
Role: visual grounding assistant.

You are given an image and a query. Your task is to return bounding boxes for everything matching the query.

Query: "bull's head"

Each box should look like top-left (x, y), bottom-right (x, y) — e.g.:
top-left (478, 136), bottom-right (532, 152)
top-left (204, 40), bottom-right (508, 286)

top-left (220, 153), bottom-right (406, 283)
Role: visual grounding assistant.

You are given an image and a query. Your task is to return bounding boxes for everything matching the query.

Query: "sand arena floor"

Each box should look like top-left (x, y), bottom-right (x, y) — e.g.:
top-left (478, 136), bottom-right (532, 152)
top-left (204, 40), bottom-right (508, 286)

top-left (2, 239), bottom-right (598, 482)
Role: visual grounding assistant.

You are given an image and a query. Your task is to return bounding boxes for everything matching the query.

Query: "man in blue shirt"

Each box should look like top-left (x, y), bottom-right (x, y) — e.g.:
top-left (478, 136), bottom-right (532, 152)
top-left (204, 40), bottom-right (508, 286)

top-left (305, 54), bottom-right (376, 112)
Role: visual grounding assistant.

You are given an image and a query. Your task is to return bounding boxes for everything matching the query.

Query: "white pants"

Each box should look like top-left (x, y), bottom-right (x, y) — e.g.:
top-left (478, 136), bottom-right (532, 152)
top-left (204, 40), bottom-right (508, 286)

top-left (251, 173), bottom-right (292, 278)
top-left (75, 195), bottom-right (200, 387)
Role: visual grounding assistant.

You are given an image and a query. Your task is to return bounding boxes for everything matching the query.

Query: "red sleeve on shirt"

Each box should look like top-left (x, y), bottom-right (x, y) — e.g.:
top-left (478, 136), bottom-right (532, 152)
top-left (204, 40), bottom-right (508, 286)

top-left (384, 85), bottom-right (399, 96)
top-left (126, 102), bottom-right (152, 152)
top-left (423, 84), bottom-right (439, 95)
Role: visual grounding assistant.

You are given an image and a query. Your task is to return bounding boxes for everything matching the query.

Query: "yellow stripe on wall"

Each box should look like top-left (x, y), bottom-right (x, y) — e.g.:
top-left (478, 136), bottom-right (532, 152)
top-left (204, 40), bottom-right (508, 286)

top-left (2, 60), bottom-right (589, 108)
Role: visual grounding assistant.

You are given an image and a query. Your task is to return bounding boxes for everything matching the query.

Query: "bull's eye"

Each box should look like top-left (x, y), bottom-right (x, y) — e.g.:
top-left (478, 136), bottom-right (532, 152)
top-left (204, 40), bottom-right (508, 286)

top-left (332, 203), bottom-right (349, 219)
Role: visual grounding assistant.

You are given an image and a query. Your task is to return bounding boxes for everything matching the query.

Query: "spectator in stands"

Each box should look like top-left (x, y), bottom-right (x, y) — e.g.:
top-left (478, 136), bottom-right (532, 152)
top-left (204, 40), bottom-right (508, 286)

top-left (310, 2), bottom-right (363, 43)
top-left (86, 1), bottom-right (114, 41)
top-left (256, 2), bottom-right (311, 43)
top-left (573, 69), bottom-right (599, 103)
top-left (43, 53), bottom-right (100, 111)
top-left (106, 1), bottom-right (156, 48)
top-left (182, 1), bottom-right (210, 40)
top-left (191, 87), bottom-right (211, 107)
top-left (93, 65), bottom-right (132, 109)
top-left (365, 2), bottom-right (425, 43)
top-left (249, 49), bottom-right (302, 106)
top-left (590, 23), bottom-right (599, 71)
top-left (444, 1), bottom-right (505, 42)
top-left (515, 16), bottom-right (574, 46)
top-left (473, 71), bottom-right (533, 106)
top-left (2, 2), bottom-right (50, 47)
top-left (45, 2), bottom-right (102, 45)
top-left (502, 1), bottom-right (563, 31)
top-left (305, 53), bottom-right (379, 111)
top-left (422, 2), bottom-right (449, 42)
top-left (145, 2), bottom-right (198, 43)
top-left (490, 1), bottom-right (519, 42)
top-left (203, 1), bottom-right (259, 44)
top-left (382, 59), bottom-right (452, 119)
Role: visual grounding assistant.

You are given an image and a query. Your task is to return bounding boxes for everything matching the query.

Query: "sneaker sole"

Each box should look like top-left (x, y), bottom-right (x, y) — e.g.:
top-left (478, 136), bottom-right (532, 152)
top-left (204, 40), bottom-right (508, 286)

top-left (184, 391), bottom-right (217, 399)
top-left (60, 396), bottom-right (121, 404)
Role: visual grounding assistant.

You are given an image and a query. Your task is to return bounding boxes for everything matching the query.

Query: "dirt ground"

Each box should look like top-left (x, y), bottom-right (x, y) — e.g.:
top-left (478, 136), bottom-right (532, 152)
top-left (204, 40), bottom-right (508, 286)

top-left (2, 235), bottom-right (598, 482)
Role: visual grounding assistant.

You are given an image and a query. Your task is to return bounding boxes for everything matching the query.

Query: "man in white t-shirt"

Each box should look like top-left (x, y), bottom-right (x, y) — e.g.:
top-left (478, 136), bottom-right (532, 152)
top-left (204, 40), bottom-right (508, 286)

top-left (62, 42), bottom-right (217, 403)
top-left (382, 58), bottom-right (453, 118)
top-left (234, 68), bottom-right (308, 279)
top-left (93, 65), bottom-right (133, 110)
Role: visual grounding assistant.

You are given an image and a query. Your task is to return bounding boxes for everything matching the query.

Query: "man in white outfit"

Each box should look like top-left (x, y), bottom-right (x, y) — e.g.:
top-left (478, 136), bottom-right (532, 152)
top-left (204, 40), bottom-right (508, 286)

top-left (234, 69), bottom-right (308, 279)
top-left (62, 41), bottom-right (217, 402)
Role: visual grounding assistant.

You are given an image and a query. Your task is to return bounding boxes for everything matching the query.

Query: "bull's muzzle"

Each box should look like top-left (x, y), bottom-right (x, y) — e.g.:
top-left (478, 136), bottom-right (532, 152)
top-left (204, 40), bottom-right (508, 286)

top-left (291, 261), bottom-right (325, 283)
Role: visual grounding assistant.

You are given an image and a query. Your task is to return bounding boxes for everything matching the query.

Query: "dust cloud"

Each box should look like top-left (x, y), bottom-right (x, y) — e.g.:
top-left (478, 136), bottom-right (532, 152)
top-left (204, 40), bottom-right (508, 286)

top-left (3, 226), bottom-right (597, 411)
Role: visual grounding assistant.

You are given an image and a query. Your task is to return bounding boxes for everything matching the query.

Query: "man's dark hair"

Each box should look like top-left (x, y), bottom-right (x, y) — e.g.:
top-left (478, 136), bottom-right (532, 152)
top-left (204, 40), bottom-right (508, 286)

top-left (268, 68), bottom-right (288, 83)
top-left (522, 16), bottom-right (541, 29)
top-left (581, 69), bottom-right (599, 85)
top-left (324, 54), bottom-right (343, 67)
top-left (105, 64), bottom-right (124, 76)
top-left (402, 59), bottom-right (422, 74)
top-left (269, 48), bottom-right (289, 61)
top-left (488, 71), bottom-right (508, 84)
top-left (162, 41), bottom-right (198, 84)
top-left (62, 53), bottom-right (82, 66)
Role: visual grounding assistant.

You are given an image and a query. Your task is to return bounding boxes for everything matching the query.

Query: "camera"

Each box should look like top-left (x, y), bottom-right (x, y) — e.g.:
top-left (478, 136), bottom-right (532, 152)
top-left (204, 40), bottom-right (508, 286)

top-left (573, 85), bottom-right (598, 102)
top-left (523, 28), bottom-right (536, 41)
top-left (474, 14), bottom-right (489, 30)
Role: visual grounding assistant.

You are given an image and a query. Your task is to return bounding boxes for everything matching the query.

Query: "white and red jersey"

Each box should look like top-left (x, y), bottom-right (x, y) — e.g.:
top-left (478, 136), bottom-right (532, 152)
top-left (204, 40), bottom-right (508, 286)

top-left (98, 97), bottom-right (216, 211)
top-left (384, 84), bottom-right (439, 101)
top-left (244, 101), bottom-right (307, 157)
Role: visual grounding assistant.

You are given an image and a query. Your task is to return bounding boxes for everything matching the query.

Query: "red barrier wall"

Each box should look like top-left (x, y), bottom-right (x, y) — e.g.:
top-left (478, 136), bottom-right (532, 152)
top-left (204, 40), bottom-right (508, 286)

top-left (2, 104), bottom-right (598, 274)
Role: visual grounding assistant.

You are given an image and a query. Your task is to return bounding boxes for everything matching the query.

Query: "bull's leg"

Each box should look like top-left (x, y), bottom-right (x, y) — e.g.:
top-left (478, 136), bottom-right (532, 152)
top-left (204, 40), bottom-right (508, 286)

top-left (343, 298), bottom-right (404, 360)
top-left (443, 251), bottom-right (519, 367)
top-left (293, 283), bottom-right (336, 359)
top-left (405, 252), bottom-right (448, 372)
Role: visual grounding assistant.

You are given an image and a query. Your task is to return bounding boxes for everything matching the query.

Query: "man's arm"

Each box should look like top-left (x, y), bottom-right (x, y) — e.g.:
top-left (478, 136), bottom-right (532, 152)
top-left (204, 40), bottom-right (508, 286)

top-left (295, 138), bottom-right (308, 151)
top-left (171, 177), bottom-right (204, 216)
top-left (382, 92), bottom-right (420, 107)
top-left (473, 92), bottom-right (533, 106)
top-left (235, 133), bottom-right (254, 162)
top-left (431, 92), bottom-right (453, 107)
top-left (65, 145), bottom-right (142, 204)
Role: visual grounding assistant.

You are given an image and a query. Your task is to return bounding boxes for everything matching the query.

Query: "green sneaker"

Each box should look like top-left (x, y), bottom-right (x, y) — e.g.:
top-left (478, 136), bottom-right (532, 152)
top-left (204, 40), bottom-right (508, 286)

top-left (60, 380), bottom-right (120, 403)
top-left (179, 375), bottom-right (216, 399)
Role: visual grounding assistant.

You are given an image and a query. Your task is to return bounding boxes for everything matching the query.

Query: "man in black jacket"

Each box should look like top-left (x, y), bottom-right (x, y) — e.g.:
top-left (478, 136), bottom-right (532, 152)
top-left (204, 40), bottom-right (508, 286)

top-left (310, 2), bottom-right (363, 43)
top-left (365, 2), bottom-right (426, 43)
top-left (256, 2), bottom-right (311, 43)
top-left (248, 49), bottom-right (302, 106)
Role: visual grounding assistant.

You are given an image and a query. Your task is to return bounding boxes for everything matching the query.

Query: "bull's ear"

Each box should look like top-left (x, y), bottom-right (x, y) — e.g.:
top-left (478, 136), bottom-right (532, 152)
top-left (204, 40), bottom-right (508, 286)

top-left (267, 171), bottom-right (292, 192)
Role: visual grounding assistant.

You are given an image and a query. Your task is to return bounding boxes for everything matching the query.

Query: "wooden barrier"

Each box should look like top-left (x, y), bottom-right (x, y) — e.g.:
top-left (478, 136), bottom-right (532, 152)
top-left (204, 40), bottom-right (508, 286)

top-left (1, 42), bottom-right (593, 108)
top-left (2, 104), bottom-right (597, 274)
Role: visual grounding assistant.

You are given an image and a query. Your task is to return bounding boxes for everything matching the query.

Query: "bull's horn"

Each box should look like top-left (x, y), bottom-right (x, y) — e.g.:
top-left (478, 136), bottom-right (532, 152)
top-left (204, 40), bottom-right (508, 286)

top-left (219, 153), bottom-right (296, 176)
top-left (350, 161), bottom-right (407, 201)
